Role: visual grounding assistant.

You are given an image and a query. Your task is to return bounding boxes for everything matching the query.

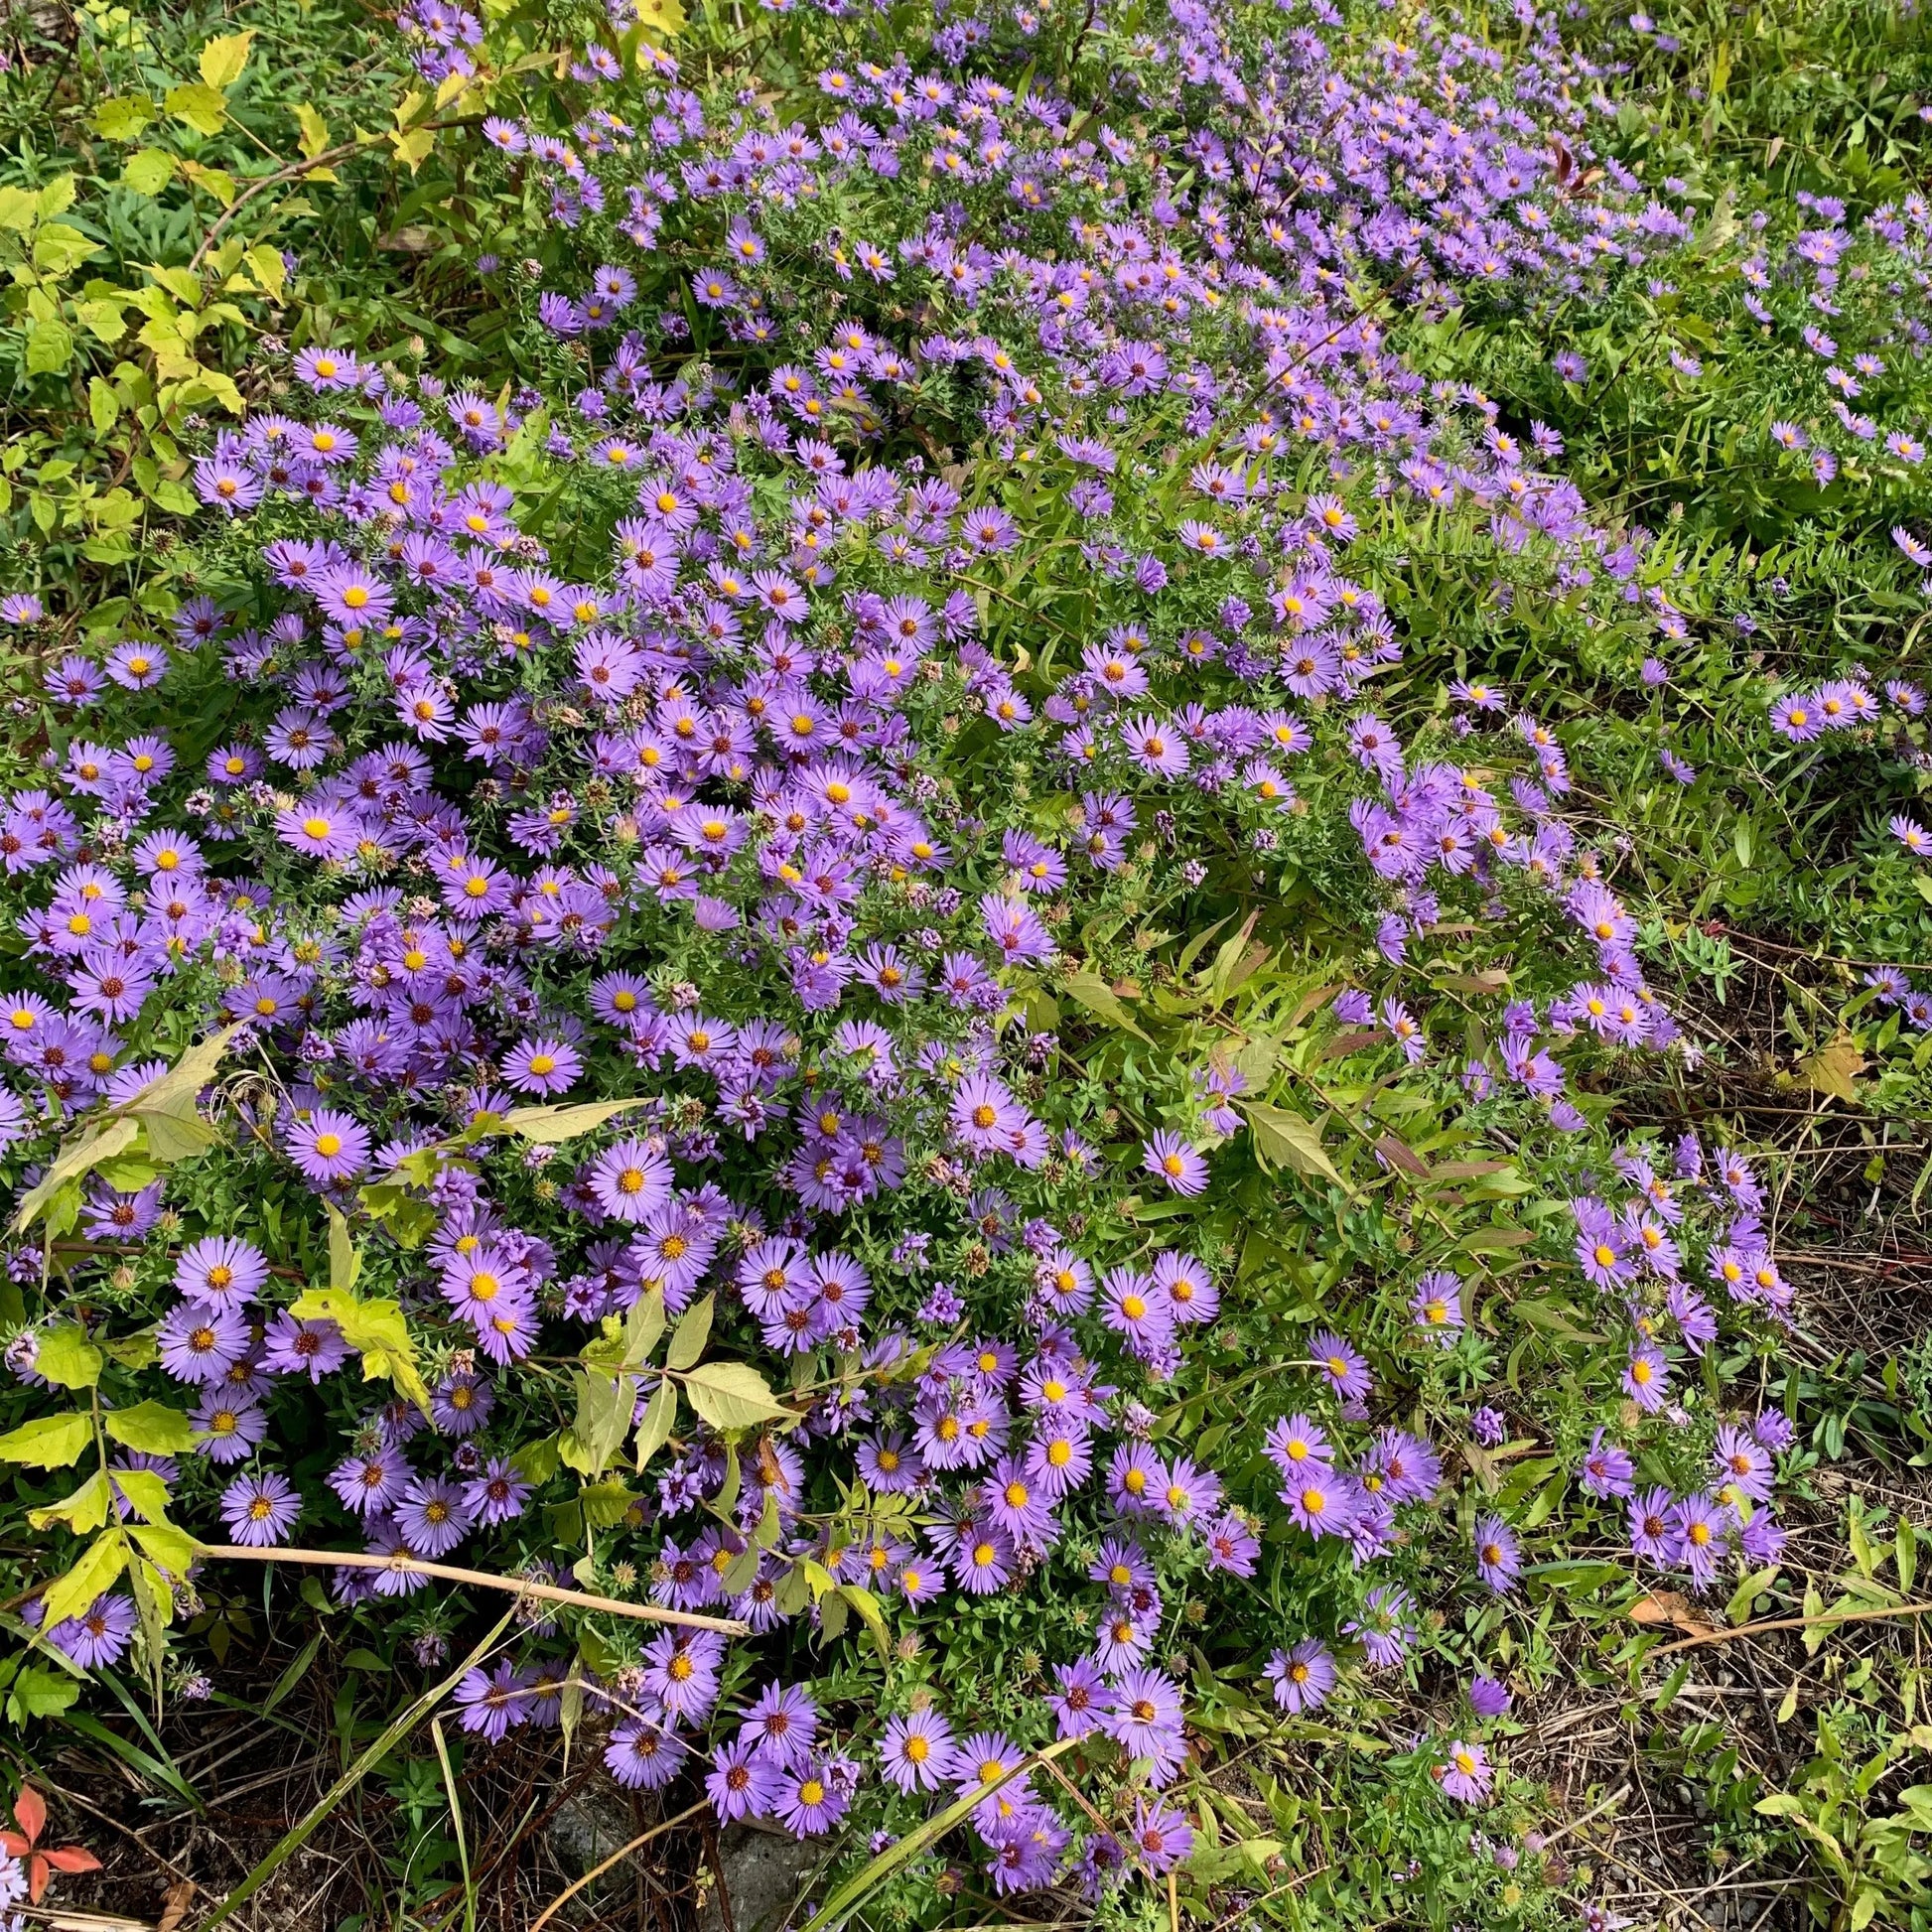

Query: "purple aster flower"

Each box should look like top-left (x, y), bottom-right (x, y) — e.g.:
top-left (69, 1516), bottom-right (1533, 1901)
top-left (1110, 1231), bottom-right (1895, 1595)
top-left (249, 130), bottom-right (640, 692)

top-left (174, 1236), bottom-right (269, 1311)
top-left (1265, 1639), bottom-right (1336, 1714)
top-left (709, 1735), bottom-right (783, 1821)
top-left (1310, 1331), bottom-right (1372, 1402)
top-left (881, 1707), bottom-right (957, 1791)
top-left (606, 1718), bottom-right (689, 1790)
top-left (1473, 1514), bottom-right (1521, 1592)
top-left (1628, 1486), bottom-right (1686, 1566)
top-left (395, 1475), bottom-right (473, 1559)
top-left (49, 1591), bottom-right (136, 1668)
top-left (286, 1108), bottom-right (371, 1185)
top-left (773, 1757), bottom-right (849, 1835)
top-left (1437, 1739), bottom-right (1493, 1804)
top-left (1469, 1675), bottom-right (1513, 1719)
top-left (221, 1469), bottom-right (301, 1547)
top-left (1143, 1131), bottom-right (1208, 1196)
top-left (454, 1659), bottom-right (527, 1743)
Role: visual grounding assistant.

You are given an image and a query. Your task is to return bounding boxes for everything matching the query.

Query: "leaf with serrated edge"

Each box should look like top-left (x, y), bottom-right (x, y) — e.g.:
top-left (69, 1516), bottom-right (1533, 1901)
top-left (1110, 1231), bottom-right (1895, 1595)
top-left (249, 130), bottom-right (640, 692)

top-left (499, 1099), bottom-right (642, 1144)
top-left (665, 1293), bottom-right (713, 1371)
top-left (104, 1402), bottom-right (197, 1455)
top-left (681, 1361), bottom-right (792, 1433)
top-left (1241, 1099), bottom-right (1343, 1184)
top-left (43, 1530), bottom-right (129, 1629)
top-left (633, 1378), bottom-right (676, 1470)
top-left (0, 1414), bottom-right (92, 1469)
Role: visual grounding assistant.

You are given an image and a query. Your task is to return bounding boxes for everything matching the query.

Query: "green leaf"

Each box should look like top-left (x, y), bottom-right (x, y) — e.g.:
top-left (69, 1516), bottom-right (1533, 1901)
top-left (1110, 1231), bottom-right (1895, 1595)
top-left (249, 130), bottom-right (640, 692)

top-left (1241, 1099), bottom-right (1343, 1184)
top-left (105, 1401), bottom-right (198, 1455)
top-left (0, 1413), bottom-right (93, 1469)
top-left (1061, 970), bottom-right (1152, 1041)
top-left (129, 1521), bottom-right (196, 1578)
top-left (12, 1116), bottom-right (139, 1234)
top-left (621, 1284), bottom-right (665, 1367)
top-left (24, 318), bottom-right (72, 376)
top-left (110, 1467), bottom-right (171, 1523)
top-left (839, 1583), bottom-right (892, 1665)
top-left (288, 1287), bottom-right (431, 1416)
top-left (165, 82), bottom-right (229, 136)
top-left (93, 95), bottom-right (155, 140)
top-left (665, 1293), bottom-right (713, 1371)
top-left (199, 29), bottom-right (254, 87)
top-left (1725, 1564), bottom-right (1779, 1627)
top-left (680, 1361), bottom-right (793, 1433)
top-left (124, 150), bottom-right (179, 197)
top-left (36, 1326), bottom-right (104, 1391)
top-left (0, 187), bottom-right (36, 230)
top-left (561, 1368), bottom-right (636, 1478)
top-left (31, 1473), bottom-right (113, 1538)
top-left (633, 1378), bottom-right (676, 1471)
top-left (498, 1099), bottom-right (642, 1144)
top-left (6, 1665), bottom-right (82, 1724)
top-left (33, 223), bottom-right (97, 274)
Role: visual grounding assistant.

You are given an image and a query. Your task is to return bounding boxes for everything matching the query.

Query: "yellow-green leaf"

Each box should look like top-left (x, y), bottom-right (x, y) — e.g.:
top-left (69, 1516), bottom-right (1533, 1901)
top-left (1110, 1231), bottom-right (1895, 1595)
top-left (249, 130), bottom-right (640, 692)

top-left (288, 1286), bottom-right (431, 1415)
top-left (1062, 970), bottom-right (1153, 1042)
top-left (30, 1471), bottom-right (113, 1537)
top-left (43, 1530), bottom-right (129, 1628)
top-left (199, 29), bottom-right (255, 88)
top-left (165, 82), bottom-right (229, 136)
top-left (665, 1293), bottom-right (713, 1371)
top-left (105, 1401), bottom-right (198, 1456)
top-left (93, 95), bottom-right (155, 140)
top-left (124, 150), bottom-right (178, 197)
top-left (246, 242), bottom-right (285, 300)
top-left (145, 262), bottom-right (204, 308)
top-left (680, 1361), bottom-right (792, 1433)
top-left (633, 1377), bottom-right (676, 1471)
top-left (0, 1413), bottom-right (93, 1470)
top-left (109, 1467), bottom-right (171, 1523)
top-left (130, 1522), bottom-right (196, 1578)
top-left (294, 102), bottom-right (331, 160)
top-left (1241, 1099), bottom-right (1343, 1184)
top-left (36, 1326), bottom-right (104, 1391)
top-left (87, 374), bottom-right (123, 429)
top-left (33, 222), bottom-right (97, 273)
top-left (499, 1098), bottom-right (642, 1144)
top-left (25, 318), bottom-right (72, 376)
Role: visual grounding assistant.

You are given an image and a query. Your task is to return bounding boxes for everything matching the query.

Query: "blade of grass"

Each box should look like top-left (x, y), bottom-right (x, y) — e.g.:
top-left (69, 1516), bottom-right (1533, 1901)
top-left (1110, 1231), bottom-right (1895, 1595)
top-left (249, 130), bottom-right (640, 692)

top-left (795, 1737), bottom-right (1079, 1932)
top-left (195, 1606), bottom-right (515, 1932)
top-left (64, 1709), bottom-right (200, 1813)
top-left (260, 1629), bottom-right (325, 1719)
top-left (429, 1717), bottom-right (475, 1932)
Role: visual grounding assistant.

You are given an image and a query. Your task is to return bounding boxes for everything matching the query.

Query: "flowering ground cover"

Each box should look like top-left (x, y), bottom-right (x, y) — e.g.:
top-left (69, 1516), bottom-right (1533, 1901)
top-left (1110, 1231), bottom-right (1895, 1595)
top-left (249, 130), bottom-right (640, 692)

top-left (3, 0), bottom-right (1932, 1926)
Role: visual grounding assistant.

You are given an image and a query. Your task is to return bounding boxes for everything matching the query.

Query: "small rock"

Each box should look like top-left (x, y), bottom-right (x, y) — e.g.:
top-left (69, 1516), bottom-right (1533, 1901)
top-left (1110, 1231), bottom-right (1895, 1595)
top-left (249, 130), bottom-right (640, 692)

top-left (697, 1822), bottom-right (819, 1932)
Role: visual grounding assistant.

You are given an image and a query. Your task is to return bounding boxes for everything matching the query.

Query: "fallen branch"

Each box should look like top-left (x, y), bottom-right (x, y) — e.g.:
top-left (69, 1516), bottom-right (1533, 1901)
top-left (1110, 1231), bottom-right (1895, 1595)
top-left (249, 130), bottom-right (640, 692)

top-left (1650, 1599), bottom-right (1932, 1657)
top-left (529, 1798), bottom-right (710, 1932)
top-left (197, 1545), bottom-right (746, 1634)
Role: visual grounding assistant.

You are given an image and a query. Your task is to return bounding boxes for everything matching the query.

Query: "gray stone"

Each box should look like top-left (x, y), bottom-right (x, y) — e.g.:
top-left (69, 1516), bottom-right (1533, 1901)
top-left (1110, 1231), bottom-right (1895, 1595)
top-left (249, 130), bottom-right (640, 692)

top-left (546, 1781), bottom-right (638, 1875)
top-left (697, 1822), bottom-right (821, 1932)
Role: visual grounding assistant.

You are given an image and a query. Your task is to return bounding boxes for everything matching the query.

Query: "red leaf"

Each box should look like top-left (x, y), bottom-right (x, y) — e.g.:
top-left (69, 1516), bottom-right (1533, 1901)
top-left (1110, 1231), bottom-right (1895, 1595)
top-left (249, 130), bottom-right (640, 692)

top-left (43, 1847), bottom-right (102, 1874)
top-left (27, 1854), bottom-right (48, 1903)
top-left (12, 1785), bottom-right (45, 1847)
top-left (0, 1833), bottom-right (27, 1859)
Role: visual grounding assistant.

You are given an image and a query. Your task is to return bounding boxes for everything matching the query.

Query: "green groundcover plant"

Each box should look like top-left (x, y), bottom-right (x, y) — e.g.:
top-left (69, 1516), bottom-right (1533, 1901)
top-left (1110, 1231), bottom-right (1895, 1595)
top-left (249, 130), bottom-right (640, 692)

top-left (1, 0), bottom-right (1931, 1925)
